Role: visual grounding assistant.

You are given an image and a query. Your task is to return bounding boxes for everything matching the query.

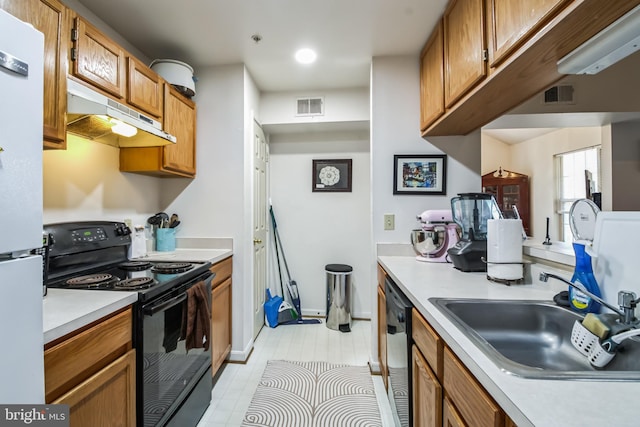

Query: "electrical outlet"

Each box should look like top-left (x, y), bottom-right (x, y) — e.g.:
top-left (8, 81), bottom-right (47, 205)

top-left (384, 214), bottom-right (395, 230)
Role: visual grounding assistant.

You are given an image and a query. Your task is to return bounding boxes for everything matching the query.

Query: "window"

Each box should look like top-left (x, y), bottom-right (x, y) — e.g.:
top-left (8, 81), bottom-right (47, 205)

top-left (555, 146), bottom-right (600, 242)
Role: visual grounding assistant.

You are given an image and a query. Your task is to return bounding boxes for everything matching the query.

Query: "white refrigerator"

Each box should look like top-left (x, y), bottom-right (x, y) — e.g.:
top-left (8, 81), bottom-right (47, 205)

top-left (0, 9), bottom-right (45, 403)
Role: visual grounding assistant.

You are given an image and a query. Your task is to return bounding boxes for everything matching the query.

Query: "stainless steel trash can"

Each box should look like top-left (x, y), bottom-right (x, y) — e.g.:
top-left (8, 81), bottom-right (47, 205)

top-left (325, 264), bottom-right (353, 332)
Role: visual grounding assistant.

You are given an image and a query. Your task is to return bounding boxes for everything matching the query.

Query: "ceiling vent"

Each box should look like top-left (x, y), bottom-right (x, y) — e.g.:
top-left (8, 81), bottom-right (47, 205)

top-left (296, 97), bottom-right (324, 116)
top-left (543, 85), bottom-right (575, 104)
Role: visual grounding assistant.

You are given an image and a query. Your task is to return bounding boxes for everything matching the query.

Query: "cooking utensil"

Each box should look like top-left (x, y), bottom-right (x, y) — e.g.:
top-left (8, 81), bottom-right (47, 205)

top-left (169, 213), bottom-right (179, 228)
top-left (154, 212), bottom-right (169, 228)
top-left (147, 215), bottom-right (160, 226)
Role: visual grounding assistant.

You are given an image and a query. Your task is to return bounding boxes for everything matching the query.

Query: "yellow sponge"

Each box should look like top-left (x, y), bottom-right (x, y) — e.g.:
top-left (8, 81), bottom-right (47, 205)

top-left (582, 313), bottom-right (610, 339)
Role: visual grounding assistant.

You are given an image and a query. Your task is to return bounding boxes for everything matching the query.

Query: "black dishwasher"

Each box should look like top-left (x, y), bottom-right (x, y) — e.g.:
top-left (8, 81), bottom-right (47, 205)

top-left (385, 276), bottom-right (413, 427)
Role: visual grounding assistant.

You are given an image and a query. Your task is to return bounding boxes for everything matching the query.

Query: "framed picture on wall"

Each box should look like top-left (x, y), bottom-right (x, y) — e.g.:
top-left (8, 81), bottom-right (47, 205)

top-left (393, 154), bottom-right (447, 195)
top-left (312, 159), bottom-right (352, 192)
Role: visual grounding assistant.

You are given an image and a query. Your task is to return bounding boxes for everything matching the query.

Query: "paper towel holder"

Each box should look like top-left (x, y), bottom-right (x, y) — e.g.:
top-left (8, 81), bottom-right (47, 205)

top-left (481, 257), bottom-right (531, 286)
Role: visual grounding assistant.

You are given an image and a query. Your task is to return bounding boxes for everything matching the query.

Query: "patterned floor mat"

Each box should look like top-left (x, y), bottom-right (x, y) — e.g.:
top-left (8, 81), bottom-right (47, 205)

top-left (242, 360), bottom-right (382, 427)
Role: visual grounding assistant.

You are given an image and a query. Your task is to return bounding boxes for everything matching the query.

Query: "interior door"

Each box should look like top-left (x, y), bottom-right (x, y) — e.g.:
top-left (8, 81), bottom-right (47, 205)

top-left (253, 119), bottom-right (268, 338)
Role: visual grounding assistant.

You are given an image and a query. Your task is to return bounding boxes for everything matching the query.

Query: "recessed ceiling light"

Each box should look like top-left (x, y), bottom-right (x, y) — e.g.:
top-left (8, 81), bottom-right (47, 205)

top-left (295, 48), bottom-right (317, 64)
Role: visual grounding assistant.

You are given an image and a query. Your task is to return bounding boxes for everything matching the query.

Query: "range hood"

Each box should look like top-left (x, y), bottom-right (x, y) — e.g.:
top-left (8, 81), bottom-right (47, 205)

top-left (558, 5), bottom-right (640, 75)
top-left (66, 78), bottom-right (176, 147)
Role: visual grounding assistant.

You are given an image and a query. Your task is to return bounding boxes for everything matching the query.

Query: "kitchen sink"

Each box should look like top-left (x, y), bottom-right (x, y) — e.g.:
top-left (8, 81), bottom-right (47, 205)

top-left (429, 298), bottom-right (640, 380)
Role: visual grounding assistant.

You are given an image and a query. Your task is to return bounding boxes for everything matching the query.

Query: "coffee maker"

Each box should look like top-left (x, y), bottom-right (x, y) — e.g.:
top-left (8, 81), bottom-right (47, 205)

top-left (447, 193), bottom-right (502, 272)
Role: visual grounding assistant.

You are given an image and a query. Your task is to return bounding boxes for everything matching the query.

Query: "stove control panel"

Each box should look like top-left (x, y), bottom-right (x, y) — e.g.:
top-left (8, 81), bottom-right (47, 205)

top-left (44, 221), bottom-right (132, 258)
top-left (71, 227), bottom-right (107, 243)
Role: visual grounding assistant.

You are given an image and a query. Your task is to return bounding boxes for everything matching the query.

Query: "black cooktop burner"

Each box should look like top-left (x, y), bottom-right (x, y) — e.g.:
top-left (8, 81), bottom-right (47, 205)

top-left (151, 262), bottom-right (194, 274)
top-left (119, 261), bottom-right (153, 271)
top-left (116, 277), bottom-right (156, 290)
top-left (66, 273), bottom-right (119, 289)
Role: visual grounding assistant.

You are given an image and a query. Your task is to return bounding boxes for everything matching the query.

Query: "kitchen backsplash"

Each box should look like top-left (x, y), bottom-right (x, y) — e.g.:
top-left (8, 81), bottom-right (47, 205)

top-left (42, 135), bottom-right (162, 225)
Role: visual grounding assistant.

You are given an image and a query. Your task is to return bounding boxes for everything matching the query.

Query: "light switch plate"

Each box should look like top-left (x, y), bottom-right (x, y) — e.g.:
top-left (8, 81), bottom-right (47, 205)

top-left (384, 214), bottom-right (395, 230)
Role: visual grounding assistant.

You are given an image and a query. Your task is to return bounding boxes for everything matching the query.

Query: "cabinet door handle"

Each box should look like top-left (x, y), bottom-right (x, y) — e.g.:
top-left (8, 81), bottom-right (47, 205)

top-left (253, 238), bottom-right (262, 244)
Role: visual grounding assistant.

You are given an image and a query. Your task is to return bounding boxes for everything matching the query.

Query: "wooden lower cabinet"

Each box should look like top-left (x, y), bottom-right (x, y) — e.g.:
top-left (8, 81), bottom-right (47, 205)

top-left (444, 347), bottom-right (503, 427)
top-left (376, 264), bottom-right (388, 389)
top-left (45, 306), bottom-right (135, 426)
top-left (212, 277), bottom-right (232, 374)
top-left (377, 284), bottom-right (387, 389)
top-left (410, 306), bottom-right (509, 427)
top-left (412, 345), bottom-right (442, 427)
top-left (210, 256), bottom-right (233, 376)
top-left (443, 396), bottom-right (466, 427)
top-left (53, 350), bottom-right (136, 427)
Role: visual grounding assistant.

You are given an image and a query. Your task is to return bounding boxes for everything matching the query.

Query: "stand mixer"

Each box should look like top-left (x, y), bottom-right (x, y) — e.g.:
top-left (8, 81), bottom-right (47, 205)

top-left (410, 210), bottom-right (460, 262)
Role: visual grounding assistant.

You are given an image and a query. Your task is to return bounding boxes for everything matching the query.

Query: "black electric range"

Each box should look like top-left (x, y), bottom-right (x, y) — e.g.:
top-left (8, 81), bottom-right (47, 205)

top-left (44, 221), bottom-right (215, 427)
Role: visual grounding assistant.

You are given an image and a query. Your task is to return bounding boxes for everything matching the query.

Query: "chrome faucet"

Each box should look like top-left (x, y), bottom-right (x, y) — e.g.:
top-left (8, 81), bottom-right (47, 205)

top-left (539, 272), bottom-right (639, 326)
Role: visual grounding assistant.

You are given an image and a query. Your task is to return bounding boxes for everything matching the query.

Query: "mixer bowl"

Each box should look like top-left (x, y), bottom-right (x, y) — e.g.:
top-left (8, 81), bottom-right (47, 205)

top-left (411, 228), bottom-right (445, 257)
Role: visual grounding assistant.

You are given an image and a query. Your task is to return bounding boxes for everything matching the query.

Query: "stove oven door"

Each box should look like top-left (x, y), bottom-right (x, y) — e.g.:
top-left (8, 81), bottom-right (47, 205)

top-left (139, 272), bottom-right (213, 427)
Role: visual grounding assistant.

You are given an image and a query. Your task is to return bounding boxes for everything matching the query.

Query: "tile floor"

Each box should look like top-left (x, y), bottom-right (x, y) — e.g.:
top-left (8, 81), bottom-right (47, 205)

top-left (196, 320), bottom-right (395, 427)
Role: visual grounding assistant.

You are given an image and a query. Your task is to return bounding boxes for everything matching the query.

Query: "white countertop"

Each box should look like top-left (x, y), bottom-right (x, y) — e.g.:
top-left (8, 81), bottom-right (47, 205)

top-left (43, 247), bottom-right (232, 345)
top-left (378, 256), bottom-right (639, 427)
top-left (43, 289), bottom-right (138, 344)
top-left (138, 248), bottom-right (232, 264)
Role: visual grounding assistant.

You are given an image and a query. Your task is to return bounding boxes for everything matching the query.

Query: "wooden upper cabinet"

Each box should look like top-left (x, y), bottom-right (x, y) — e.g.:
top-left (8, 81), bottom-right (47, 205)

top-left (420, 20), bottom-right (445, 132)
top-left (162, 83), bottom-right (196, 176)
top-left (488, 0), bottom-right (570, 67)
top-left (444, 0), bottom-right (487, 108)
top-left (1, 0), bottom-right (69, 148)
top-left (72, 16), bottom-right (125, 99)
top-left (127, 56), bottom-right (163, 119)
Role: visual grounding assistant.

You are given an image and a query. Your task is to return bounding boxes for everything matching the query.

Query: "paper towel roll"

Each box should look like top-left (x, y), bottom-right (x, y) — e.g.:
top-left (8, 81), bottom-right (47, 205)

top-left (487, 219), bottom-right (523, 280)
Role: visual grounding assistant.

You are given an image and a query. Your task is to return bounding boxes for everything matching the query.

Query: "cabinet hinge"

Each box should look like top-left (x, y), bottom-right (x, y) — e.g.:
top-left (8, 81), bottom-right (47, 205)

top-left (71, 28), bottom-right (78, 42)
top-left (70, 48), bottom-right (77, 62)
top-left (482, 49), bottom-right (488, 61)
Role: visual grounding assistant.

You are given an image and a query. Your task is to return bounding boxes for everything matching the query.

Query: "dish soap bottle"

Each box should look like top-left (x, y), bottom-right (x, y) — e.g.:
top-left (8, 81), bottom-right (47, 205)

top-left (569, 242), bottom-right (602, 314)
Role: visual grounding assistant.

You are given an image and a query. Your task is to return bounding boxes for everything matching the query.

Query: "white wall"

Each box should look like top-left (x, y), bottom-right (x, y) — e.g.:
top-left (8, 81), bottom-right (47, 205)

top-left (43, 135), bottom-right (161, 225)
top-left (260, 88), bottom-right (369, 125)
top-left (501, 127), bottom-right (603, 241)
top-left (371, 56), bottom-right (481, 244)
top-left (511, 51), bottom-right (640, 114)
top-left (269, 134), bottom-right (371, 318)
top-left (370, 55), bottom-right (481, 366)
top-left (610, 121), bottom-right (640, 211)
top-left (481, 134), bottom-right (512, 176)
top-left (160, 64), bottom-right (257, 360)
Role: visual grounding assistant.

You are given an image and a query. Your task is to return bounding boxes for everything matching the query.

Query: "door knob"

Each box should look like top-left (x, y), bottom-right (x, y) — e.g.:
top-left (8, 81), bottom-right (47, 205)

top-left (253, 238), bottom-right (262, 244)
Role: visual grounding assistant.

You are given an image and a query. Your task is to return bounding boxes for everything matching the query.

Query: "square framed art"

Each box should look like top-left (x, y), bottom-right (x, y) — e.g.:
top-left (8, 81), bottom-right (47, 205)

top-left (312, 159), bottom-right (352, 192)
top-left (393, 154), bottom-right (447, 195)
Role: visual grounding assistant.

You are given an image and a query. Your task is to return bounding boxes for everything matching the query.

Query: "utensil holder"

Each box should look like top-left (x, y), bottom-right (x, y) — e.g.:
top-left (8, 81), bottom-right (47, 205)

top-left (571, 320), bottom-right (599, 356)
top-left (156, 228), bottom-right (176, 252)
